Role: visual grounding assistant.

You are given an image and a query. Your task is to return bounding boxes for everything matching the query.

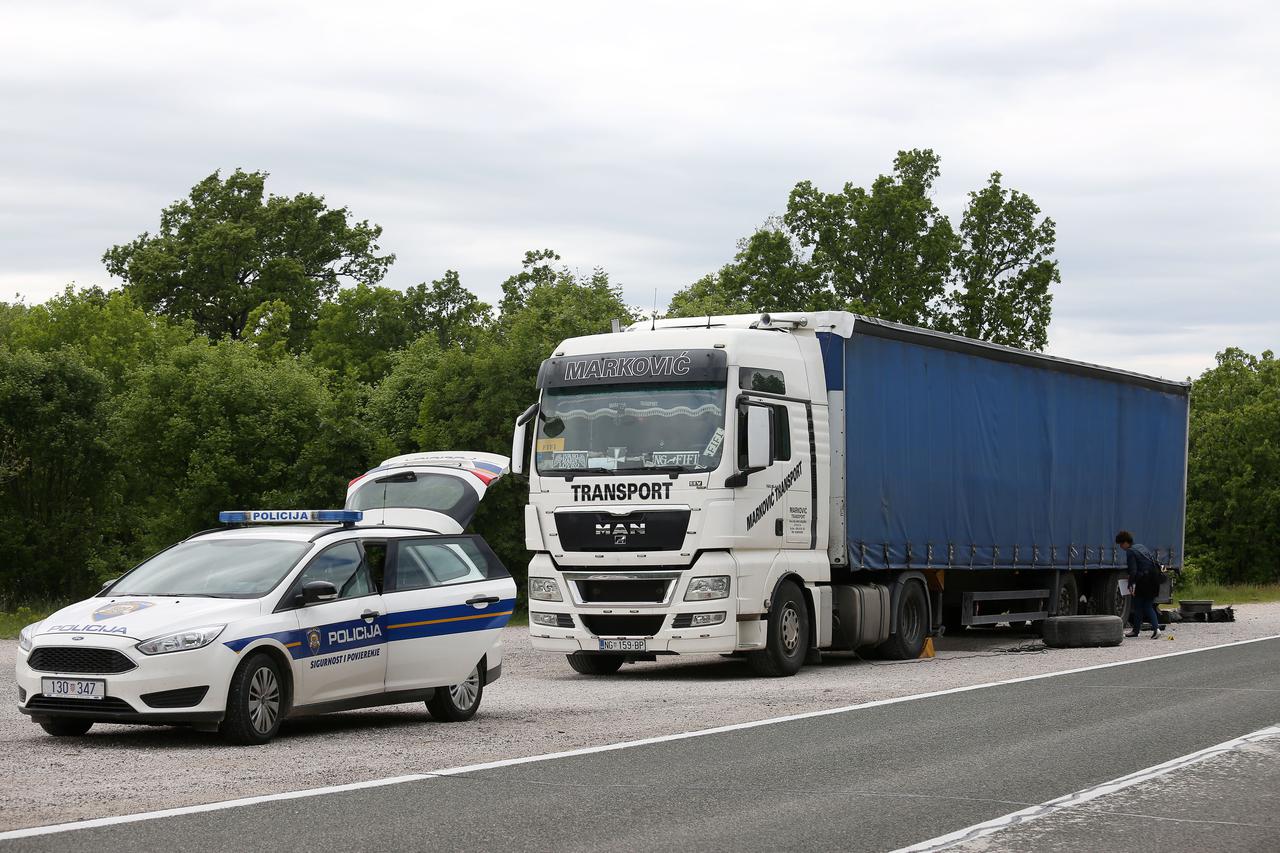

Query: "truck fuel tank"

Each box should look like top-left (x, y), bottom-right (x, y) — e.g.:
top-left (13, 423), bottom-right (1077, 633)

top-left (831, 584), bottom-right (891, 650)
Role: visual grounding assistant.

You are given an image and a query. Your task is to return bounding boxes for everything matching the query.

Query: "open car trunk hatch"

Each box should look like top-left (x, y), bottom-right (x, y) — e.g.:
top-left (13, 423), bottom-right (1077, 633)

top-left (345, 452), bottom-right (510, 533)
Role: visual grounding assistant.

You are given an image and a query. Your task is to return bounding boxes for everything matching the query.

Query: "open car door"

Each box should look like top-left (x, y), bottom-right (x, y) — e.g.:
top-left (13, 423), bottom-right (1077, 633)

top-left (345, 452), bottom-right (510, 533)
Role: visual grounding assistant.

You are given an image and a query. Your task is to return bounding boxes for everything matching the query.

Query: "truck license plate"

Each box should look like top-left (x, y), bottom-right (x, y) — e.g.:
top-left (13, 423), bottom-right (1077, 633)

top-left (599, 639), bottom-right (646, 652)
top-left (41, 677), bottom-right (105, 700)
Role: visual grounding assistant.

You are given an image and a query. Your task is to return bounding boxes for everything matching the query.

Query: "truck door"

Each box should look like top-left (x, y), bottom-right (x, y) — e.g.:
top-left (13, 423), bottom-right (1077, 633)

top-left (737, 397), bottom-right (807, 546)
top-left (777, 401), bottom-right (812, 546)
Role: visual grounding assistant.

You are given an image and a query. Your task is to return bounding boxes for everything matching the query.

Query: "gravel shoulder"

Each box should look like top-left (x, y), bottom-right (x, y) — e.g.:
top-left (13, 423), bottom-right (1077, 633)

top-left (2, 604), bottom-right (1277, 833)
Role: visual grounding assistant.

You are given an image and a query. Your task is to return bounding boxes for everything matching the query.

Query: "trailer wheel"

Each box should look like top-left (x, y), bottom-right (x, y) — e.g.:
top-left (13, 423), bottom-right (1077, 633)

top-left (748, 580), bottom-right (808, 677)
top-left (1089, 571), bottom-right (1130, 621)
top-left (878, 581), bottom-right (928, 660)
top-left (566, 653), bottom-right (626, 675)
top-left (1041, 615), bottom-right (1124, 648)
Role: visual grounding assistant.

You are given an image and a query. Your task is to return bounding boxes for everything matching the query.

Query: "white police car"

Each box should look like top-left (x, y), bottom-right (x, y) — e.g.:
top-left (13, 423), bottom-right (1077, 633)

top-left (16, 455), bottom-right (516, 745)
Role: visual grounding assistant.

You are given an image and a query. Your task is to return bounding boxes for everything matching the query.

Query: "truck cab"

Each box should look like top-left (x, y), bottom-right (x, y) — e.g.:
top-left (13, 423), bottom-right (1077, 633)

top-left (514, 314), bottom-right (844, 676)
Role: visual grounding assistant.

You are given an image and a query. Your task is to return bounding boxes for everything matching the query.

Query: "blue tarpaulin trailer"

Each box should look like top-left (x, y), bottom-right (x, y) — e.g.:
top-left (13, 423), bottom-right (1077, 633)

top-left (819, 318), bottom-right (1189, 580)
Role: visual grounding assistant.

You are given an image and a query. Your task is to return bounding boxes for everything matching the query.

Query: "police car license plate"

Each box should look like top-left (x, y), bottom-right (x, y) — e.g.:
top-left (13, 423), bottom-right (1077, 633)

top-left (599, 639), bottom-right (646, 652)
top-left (41, 677), bottom-right (105, 700)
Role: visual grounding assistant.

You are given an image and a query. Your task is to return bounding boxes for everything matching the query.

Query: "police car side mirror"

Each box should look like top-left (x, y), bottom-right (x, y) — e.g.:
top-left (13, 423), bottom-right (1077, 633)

top-left (301, 581), bottom-right (339, 605)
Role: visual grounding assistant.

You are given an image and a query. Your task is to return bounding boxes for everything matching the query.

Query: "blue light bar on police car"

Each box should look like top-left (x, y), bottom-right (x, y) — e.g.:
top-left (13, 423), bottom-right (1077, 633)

top-left (218, 510), bottom-right (363, 524)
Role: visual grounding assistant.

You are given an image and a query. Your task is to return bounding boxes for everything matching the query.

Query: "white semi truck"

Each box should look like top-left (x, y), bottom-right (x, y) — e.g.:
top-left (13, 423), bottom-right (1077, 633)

top-left (511, 312), bottom-right (1189, 676)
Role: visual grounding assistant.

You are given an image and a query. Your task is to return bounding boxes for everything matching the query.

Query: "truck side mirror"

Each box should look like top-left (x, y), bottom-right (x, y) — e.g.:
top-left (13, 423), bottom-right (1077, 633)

top-left (511, 403), bottom-right (538, 476)
top-left (745, 404), bottom-right (774, 470)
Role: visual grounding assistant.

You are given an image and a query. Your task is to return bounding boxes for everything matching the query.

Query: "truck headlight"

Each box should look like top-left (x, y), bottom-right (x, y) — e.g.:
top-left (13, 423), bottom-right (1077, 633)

top-left (530, 612), bottom-right (565, 627)
top-left (685, 576), bottom-right (731, 601)
top-left (18, 622), bottom-right (40, 652)
top-left (528, 577), bottom-right (562, 601)
top-left (136, 625), bottom-right (225, 656)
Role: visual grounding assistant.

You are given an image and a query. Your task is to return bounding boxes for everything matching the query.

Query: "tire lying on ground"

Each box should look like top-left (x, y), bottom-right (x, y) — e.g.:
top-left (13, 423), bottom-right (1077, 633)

top-left (1040, 615), bottom-right (1124, 648)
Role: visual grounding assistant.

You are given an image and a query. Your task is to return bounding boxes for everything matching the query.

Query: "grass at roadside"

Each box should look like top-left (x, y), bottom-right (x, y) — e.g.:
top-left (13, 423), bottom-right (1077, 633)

top-left (1173, 582), bottom-right (1280, 606)
top-left (0, 604), bottom-right (60, 640)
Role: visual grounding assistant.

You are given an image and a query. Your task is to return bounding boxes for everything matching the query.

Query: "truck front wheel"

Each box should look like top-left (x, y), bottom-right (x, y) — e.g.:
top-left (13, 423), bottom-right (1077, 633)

top-left (748, 580), bottom-right (808, 677)
top-left (878, 582), bottom-right (928, 660)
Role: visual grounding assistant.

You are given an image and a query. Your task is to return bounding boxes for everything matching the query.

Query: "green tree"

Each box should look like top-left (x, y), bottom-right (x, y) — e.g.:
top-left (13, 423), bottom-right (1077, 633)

top-left (7, 286), bottom-right (193, 391)
top-left (941, 171), bottom-right (1058, 351)
top-left (0, 346), bottom-right (114, 603)
top-left (1186, 348), bottom-right (1280, 583)
top-left (309, 284), bottom-right (413, 383)
top-left (404, 270), bottom-right (491, 349)
top-left (667, 225), bottom-right (823, 318)
top-left (784, 149), bottom-right (956, 326)
top-left (498, 249), bottom-right (561, 317)
top-left (103, 169), bottom-right (394, 347)
top-left (110, 339), bottom-right (383, 555)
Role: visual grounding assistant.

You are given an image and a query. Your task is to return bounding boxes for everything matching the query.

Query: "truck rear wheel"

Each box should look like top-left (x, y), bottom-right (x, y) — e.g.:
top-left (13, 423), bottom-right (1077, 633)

top-left (1090, 571), bottom-right (1130, 621)
top-left (1056, 573), bottom-right (1079, 617)
top-left (566, 652), bottom-right (626, 675)
top-left (878, 582), bottom-right (927, 660)
top-left (748, 580), bottom-right (808, 677)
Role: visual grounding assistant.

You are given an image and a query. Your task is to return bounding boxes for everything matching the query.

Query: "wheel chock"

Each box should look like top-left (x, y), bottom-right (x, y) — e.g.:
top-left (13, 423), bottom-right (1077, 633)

top-left (919, 637), bottom-right (936, 659)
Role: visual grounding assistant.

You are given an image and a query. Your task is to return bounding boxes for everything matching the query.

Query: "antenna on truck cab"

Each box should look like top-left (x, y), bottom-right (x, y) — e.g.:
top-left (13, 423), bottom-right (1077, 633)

top-left (651, 288), bottom-right (658, 330)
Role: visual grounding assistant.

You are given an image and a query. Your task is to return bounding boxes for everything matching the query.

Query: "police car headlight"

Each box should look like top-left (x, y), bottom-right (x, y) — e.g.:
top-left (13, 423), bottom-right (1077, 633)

top-left (18, 622), bottom-right (40, 653)
top-left (528, 577), bottom-right (562, 601)
top-left (684, 576), bottom-right (731, 601)
top-left (136, 625), bottom-right (226, 656)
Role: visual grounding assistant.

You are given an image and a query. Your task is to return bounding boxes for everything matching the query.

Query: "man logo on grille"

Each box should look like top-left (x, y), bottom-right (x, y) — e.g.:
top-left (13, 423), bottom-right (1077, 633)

top-left (92, 601), bottom-right (154, 621)
top-left (307, 628), bottom-right (322, 654)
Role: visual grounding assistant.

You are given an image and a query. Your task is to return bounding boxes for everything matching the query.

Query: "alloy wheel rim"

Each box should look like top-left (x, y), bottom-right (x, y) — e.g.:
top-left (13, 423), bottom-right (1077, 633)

top-left (449, 667), bottom-right (480, 709)
top-left (780, 604), bottom-right (801, 653)
top-left (248, 666), bottom-right (280, 734)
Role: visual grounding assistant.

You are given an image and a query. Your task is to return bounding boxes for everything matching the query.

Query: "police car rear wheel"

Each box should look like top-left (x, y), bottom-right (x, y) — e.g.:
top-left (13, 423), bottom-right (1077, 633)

top-left (220, 653), bottom-right (285, 745)
top-left (39, 717), bottom-right (93, 737)
top-left (426, 664), bottom-right (484, 722)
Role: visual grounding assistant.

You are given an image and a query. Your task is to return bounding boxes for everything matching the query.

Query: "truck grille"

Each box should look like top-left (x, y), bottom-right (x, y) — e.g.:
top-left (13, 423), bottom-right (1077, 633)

top-left (28, 647), bottom-right (136, 674)
top-left (555, 510), bottom-right (690, 552)
top-left (580, 615), bottom-right (666, 636)
top-left (574, 578), bottom-right (672, 603)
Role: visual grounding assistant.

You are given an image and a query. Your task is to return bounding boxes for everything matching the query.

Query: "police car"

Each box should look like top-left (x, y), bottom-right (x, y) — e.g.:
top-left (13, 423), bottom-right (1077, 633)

top-left (15, 453), bottom-right (516, 745)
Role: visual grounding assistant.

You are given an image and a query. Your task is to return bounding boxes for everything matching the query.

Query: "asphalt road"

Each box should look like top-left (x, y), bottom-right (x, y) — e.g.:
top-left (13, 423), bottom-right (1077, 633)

top-left (4, 637), bottom-right (1277, 852)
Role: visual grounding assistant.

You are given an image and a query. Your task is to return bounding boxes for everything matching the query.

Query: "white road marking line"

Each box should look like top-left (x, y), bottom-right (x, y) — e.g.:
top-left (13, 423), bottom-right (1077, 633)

top-left (892, 723), bottom-right (1280, 852)
top-left (3, 632), bottom-right (1278, 841)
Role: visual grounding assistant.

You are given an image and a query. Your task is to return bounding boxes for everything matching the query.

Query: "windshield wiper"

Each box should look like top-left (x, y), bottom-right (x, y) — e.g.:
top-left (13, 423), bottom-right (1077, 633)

top-left (633, 464), bottom-right (699, 477)
top-left (549, 467), bottom-right (613, 481)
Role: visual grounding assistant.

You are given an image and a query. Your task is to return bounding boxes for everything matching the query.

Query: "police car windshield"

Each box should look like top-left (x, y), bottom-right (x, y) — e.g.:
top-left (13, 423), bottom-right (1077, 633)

top-left (110, 539), bottom-right (311, 598)
top-left (535, 382), bottom-right (727, 475)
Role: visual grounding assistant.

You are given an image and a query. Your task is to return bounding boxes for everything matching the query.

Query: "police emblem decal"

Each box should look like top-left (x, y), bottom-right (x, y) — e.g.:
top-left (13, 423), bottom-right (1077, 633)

top-left (307, 628), bottom-right (322, 654)
top-left (92, 601), bottom-right (154, 621)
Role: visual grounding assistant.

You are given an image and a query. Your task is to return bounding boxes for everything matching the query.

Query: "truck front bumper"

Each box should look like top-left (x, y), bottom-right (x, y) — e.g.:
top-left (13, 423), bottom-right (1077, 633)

top-left (526, 552), bottom-right (762, 656)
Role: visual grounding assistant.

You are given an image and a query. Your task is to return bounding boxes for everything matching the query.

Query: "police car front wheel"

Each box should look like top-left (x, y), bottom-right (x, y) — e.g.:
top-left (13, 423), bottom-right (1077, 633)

top-left (220, 652), bottom-right (286, 745)
top-left (426, 663), bottom-right (484, 722)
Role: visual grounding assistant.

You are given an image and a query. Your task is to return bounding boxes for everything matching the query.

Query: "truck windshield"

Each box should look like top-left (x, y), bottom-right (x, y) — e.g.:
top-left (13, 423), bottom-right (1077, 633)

top-left (536, 383), bottom-right (727, 475)
top-left (108, 539), bottom-right (311, 598)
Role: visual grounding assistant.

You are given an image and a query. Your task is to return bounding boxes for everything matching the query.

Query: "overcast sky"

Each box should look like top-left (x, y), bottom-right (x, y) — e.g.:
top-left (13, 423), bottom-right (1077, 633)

top-left (2, 0), bottom-right (1275, 380)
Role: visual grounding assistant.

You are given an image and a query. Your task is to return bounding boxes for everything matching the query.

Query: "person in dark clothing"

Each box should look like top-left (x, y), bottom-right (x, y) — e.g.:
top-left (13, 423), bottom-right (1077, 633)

top-left (1116, 530), bottom-right (1162, 638)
